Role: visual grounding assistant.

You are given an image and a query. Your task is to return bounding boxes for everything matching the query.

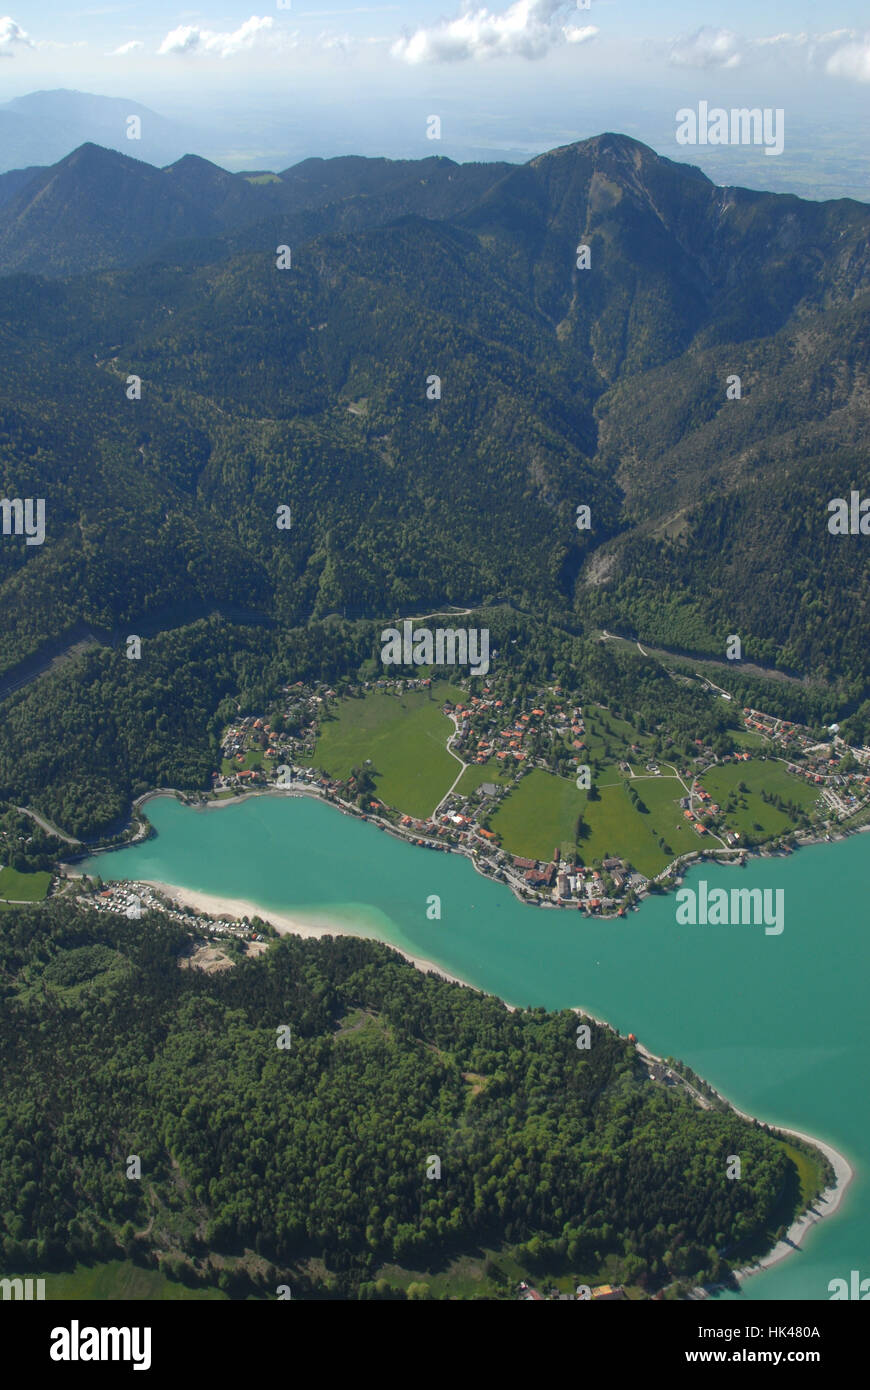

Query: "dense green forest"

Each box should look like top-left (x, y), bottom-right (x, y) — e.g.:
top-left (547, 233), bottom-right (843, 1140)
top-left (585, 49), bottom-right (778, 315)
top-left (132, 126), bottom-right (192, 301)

top-left (0, 899), bottom-right (815, 1298)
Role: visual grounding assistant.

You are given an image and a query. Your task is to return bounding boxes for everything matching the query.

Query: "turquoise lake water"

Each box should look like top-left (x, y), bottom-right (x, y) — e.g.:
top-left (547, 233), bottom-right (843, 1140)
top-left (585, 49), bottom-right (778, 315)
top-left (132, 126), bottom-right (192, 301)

top-left (84, 794), bottom-right (869, 1301)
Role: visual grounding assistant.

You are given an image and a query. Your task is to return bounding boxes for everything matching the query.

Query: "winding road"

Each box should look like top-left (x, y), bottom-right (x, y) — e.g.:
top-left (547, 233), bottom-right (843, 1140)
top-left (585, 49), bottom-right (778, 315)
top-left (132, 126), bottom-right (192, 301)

top-left (16, 806), bottom-right (82, 846)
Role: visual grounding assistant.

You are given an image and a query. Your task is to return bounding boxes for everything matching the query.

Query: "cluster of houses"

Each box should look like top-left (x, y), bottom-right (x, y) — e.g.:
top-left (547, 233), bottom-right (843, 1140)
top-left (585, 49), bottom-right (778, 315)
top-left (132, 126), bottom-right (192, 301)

top-left (507, 850), bottom-right (644, 910)
top-left (366, 676), bottom-right (431, 693)
top-left (80, 880), bottom-right (266, 943)
top-left (678, 787), bottom-right (739, 844)
top-left (784, 747), bottom-right (870, 795)
top-left (741, 707), bottom-right (870, 823)
top-left (740, 707), bottom-right (829, 752)
top-left (216, 682), bottom-right (328, 789)
top-left (444, 692), bottom-right (586, 771)
top-left (743, 706), bottom-right (869, 767)
top-left (741, 709), bottom-right (798, 743)
top-left (816, 778), bottom-right (869, 821)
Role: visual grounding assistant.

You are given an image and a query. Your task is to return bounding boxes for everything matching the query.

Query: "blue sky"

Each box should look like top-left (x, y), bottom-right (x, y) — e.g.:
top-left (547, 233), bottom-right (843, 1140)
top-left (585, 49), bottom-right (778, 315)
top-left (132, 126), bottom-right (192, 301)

top-left (2, 3), bottom-right (869, 190)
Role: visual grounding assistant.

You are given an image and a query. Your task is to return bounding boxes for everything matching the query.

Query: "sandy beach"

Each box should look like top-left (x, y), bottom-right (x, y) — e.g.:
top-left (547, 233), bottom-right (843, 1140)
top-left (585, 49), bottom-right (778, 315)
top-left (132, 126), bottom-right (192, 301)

top-left (726, 1118), bottom-right (853, 1283)
top-left (142, 879), bottom-right (473, 989)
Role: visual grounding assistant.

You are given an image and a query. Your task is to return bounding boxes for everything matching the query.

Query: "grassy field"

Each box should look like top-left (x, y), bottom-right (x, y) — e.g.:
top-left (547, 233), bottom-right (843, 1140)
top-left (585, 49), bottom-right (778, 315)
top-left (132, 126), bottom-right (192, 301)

top-left (0, 866), bottom-right (51, 901)
top-left (310, 682), bottom-right (466, 818)
top-left (579, 706), bottom-right (652, 765)
top-left (617, 773), bottom-right (706, 865)
top-left (777, 1140), bottom-right (827, 1210)
top-left (378, 1253), bottom-right (512, 1299)
top-left (489, 767), bottom-right (703, 876)
top-left (221, 748), bottom-right (274, 775)
top-left (489, 769), bottom-right (584, 861)
top-left (577, 784), bottom-right (648, 869)
top-left (37, 1260), bottom-right (226, 1300)
top-left (577, 779), bottom-right (699, 877)
top-left (455, 759), bottom-right (515, 798)
top-left (377, 1243), bottom-right (636, 1300)
top-left (489, 754), bottom-right (821, 873)
top-left (730, 727), bottom-right (769, 749)
top-left (702, 760), bottom-right (819, 838)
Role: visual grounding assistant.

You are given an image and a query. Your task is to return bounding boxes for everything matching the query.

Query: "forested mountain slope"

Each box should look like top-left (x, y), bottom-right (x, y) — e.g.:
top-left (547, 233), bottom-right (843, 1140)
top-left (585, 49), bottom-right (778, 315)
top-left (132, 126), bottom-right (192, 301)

top-left (0, 133), bottom-right (867, 835)
top-left (0, 144), bottom-right (510, 276)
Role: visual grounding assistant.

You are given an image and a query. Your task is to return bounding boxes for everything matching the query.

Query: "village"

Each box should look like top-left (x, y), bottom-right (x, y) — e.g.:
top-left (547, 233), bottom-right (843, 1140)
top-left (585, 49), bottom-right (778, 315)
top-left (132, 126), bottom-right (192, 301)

top-left (208, 681), bottom-right (646, 914)
top-left (197, 672), bottom-right (870, 920)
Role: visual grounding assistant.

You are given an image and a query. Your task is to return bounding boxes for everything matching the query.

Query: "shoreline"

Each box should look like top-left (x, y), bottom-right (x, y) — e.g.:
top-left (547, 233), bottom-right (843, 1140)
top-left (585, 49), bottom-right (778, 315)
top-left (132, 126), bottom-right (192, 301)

top-left (141, 879), bottom-right (474, 990)
top-left (78, 784), bottom-right (870, 922)
top-left (141, 874), bottom-right (853, 1292)
top-left (635, 1038), bottom-right (855, 1288)
top-left (721, 1117), bottom-right (853, 1287)
top-left (563, 1004), bottom-right (853, 1292)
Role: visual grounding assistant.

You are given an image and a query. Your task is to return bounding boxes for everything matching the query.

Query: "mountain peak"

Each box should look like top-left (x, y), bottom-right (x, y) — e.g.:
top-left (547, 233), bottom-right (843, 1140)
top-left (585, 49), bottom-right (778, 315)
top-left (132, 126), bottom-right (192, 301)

top-left (163, 153), bottom-right (229, 177)
top-left (529, 131), bottom-right (710, 181)
top-left (60, 141), bottom-right (152, 172)
top-left (530, 132), bottom-right (645, 166)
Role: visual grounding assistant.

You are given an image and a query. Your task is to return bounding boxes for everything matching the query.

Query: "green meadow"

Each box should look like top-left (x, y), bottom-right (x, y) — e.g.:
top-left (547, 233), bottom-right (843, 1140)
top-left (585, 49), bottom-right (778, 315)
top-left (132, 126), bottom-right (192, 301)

top-left (489, 768), bottom-right (703, 877)
top-left (0, 866), bottom-right (51, 901)
top-left (702, 760), bottom-right (819, 838)
top-left (456, 759), bottom-right (515, 798)
top-left (578, 706), bottom-right (650, 764)
top-left (221, 748), bottom-right (274, 775)
top-left (576, 776), bottom-right (700, 877)
top-left (40, 1260), bottom-right (226, 1300)
top-left (576, 784), bottom-right (653, 871)
top-left (489, 769), bottom-right (583, 861)
top-left (730, 727), bottom-right (769, 749)
top-left (617, 774), bottom-right (707, 863)
top-left (311, 682), bottom-right (466, 818)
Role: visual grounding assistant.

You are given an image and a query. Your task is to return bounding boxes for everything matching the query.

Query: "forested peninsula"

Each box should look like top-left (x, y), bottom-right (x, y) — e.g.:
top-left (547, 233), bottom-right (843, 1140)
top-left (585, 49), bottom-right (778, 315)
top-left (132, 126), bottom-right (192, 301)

top-left (0, 897), bottom-right (828, 1299)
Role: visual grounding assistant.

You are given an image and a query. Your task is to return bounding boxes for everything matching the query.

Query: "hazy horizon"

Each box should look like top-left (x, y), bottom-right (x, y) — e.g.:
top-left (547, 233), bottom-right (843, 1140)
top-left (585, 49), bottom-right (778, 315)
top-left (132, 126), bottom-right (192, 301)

top-left (1, 1), bottom-right (869, 199)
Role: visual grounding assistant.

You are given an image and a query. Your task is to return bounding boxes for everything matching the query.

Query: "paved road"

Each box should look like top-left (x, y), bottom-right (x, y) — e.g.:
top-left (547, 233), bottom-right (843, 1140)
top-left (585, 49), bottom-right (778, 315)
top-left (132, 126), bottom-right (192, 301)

top-left (432, 713), bottom-right (468, 818)
top-left (16, 806), bottom-right (82, 845)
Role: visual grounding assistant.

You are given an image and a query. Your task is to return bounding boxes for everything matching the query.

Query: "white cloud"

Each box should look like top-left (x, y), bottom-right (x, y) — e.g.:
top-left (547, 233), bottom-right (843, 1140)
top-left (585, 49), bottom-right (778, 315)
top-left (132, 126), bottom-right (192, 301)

top-left (668, 27), bottom-right (743, 70)
top-left (0, 15), bottom-right (33, 57)
top-left (825, 36), bottom-right (870, 82)
top-left (391, 0), bottom-right (598, 65)
top-left (158, 15), bottom-right (276, 58)
top-left (753, 32), bottom-right (808, 48)
top-left (667, 26), bottom-right (870, 77)
top-left (110, 40), bottom-right (144, 56)
top-left (563, 24), bottom-right (596, 46)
